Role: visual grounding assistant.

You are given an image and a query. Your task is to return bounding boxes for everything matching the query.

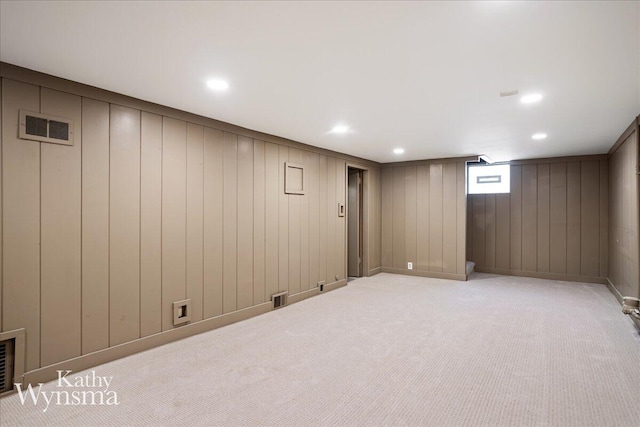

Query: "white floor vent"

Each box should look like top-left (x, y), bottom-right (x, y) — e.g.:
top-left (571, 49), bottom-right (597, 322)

top-left (0, 339), bottom-right (14, 394)
top-left (272, 291), bottom-right (288, 309)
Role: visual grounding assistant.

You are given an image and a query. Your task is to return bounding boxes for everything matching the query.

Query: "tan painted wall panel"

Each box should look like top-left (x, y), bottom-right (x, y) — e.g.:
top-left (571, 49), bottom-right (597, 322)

top-left (404, 165), bottom-right (417, 269)
top-left (536, 164), bottom-right (550, 272)
top-left (416, 165), bottom-right (430, 271)
top-left (0, 79), bottom-right (2, 332)
top-left (2, 79), bottom-right (40, 369)
top-left (495, 193), bottom-right (510, 270)
top-left (326, 156), bottom-right (337, 282)
top-left (336, 159), bottom-right (346, 281)
top-left (40, 88), bottom-right (82, 366)
top-left (186, 123), bottom-right (204, 321)
top-left (318, 155), bottom-right (328, 284)
top-left (237, 135), bottom-right (254, 309)
top-left (442, 163), bottom-right (457, 273)
top-left (161, 117), bottom-right (187, 330)
top-left (279, 145), bottom-right (289, 291)
top-left (109, 105), bottom-right (141, 345)
top-left (429, 164), bottom-right (444, 271)
top-left (471, 196), bottom-right (485, 267)
top-left (81, 98), bottom-right (110, 353)
top-left (392, 167), bottom-right (405, 269)
top-left (580, 160), bottom-right (600, 277)
top-left (509, 165), bottom-right (522, 270)
top-left (223, 132), bottom-right (238, 312)
top-left (456, 162), bottom-right (466, 274)
top-left (203, 127), bottom-right (224, 318)
top-left (140, 112), bottom-right (163, 337)
top-left (308, 152), bottom-right (320, 285)
top-left (265, 142), bottom-right (280, 298)
top-left (599, 160), bottom-right (609, 278)
top-left (300, 151), bottom-right (310, 290)
top-left (484, 194), bottom-right (496, 269)
top-left (549, 163), bottom-right (567, 274)
top-left (521, 164), bottom-right (538, 271)
top-left (381, 167), bottom-right (393, 268)
top-left (566, 162), bottom-right (581, 275)
top-left (288, 148), bottom-right (302, 294)
top-left (253, 140), bottom-right (266, 304)
top-left (369, 167), bottom-right (382, 270)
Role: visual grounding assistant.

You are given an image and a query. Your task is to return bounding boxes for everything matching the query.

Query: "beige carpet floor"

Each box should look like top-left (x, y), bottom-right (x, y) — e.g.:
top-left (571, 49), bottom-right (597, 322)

top-left (2, 272), bottom-right (640, 426)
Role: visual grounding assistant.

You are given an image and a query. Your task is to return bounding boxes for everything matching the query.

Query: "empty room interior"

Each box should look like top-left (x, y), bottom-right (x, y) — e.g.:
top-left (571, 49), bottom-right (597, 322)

top-left (0, 1), bottom-right (640, 426)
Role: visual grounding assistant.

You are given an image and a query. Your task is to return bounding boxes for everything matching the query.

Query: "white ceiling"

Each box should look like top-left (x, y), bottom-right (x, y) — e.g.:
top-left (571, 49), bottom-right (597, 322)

top-left (1, 1), bottom-right (639, 163)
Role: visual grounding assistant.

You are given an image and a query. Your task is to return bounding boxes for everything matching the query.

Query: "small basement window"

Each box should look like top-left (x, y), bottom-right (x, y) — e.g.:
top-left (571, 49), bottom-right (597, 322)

top-left (468, 163), bottom-right (510, 194)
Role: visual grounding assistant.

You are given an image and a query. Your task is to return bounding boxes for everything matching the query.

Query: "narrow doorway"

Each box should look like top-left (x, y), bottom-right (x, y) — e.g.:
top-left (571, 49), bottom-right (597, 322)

top-left (348, 167), bottom-right (364, 280)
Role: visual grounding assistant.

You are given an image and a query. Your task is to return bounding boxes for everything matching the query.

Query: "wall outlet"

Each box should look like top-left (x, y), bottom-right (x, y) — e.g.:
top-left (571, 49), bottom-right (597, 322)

top-left (407, 262), bottom-right (413, 270)
top-left (172, 299), bottom-right (192, 326)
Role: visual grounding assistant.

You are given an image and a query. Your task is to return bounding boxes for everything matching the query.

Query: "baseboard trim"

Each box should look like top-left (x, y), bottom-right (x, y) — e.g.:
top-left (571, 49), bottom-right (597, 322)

top-left (474, 267), bottom-right (607, 284)
top-left (368, 267), bottom-right (382, 276)
top-left (325, 278), bottom-right (348, 292)
top-left (381, 267), bottom-right (467, 281)
top-left (288, 287), bottom-right (320, 304)
top-left (606, 278), bottom-right (624, 304)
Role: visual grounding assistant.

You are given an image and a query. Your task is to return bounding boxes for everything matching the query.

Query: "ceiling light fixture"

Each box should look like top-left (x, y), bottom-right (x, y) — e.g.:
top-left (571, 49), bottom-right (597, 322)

top-left (330, 125), bottom-right (350, 134)
top-left (393, 148), bottom-right (405, 154)
top-left (532, 133), bottom-right (547, 140)
top-left (206, 79), bottom-right (229, 91)
top-left (520, 93), bottom-right (543, 104)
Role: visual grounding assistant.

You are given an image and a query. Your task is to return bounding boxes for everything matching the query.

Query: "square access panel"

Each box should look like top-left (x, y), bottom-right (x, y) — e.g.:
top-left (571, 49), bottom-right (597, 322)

top-left (284, 162), bottom-right (305, 195)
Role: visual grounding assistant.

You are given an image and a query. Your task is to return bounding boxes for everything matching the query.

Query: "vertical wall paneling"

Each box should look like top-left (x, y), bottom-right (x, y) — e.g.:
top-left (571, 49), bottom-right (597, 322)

top-left (536, 164), bottom-right (550, 272)
top-left (223, 132), bottom-right (238, 312)
top-left (392, 167), bottom-right (405, 269)
top-left (509, 165), bottom-right (522, 270)
top-left (140, 112), bottom-right (163, 337)
top-left (278, 145), bottom-right (289, 291)
top-left (318, 155), bottom-right (328, 284)
top-left (456, 162), bottom-right (466, 274)
top-left (186, 123), bottom-right (204, 321)
top-left (416, 165), bottom-right (430, 270)
top-left (253, 140), bottom-right (266, 304)
top-left (566, 162), bottom-right (581, 275)
top-left (336, 160), bottom-right (346, 280)
top-left (599, 160), bottom-right (609, 278)
top-left (2, 79), bottom-right (40, 369)
top-left (471, 196), bottom-right (486, 267)
top-left (308, 153), bottom-right (319, 286)
top-left (0, 79), bottom-right (2, 331)
top-left (40, 88), bottom-right (82, 366)
top-left (404, 166), bottom-right (417, 269)
top-left (442, 163), bottom-right (457, 273)
top-left (265, 142), bottom-right (279, 298)
top-left (81, 98), bottom-right (110, 353)
top-left (288, 148), bottom-right (302, 294)
top-left (484, 194), bottom-right (496, 269)
top-left (429, 164), bottom-right (444, 271)
top-left (161, 118), bottom-right (187, 329)
top-left (495, 193), bottom-right (510, 270)
top-left (109, 105), bottom-right (141, 345)
top-left (549, 163), bottom-right (567, 274)
top-left (326, 156), bottom-right (337, 282)
top-left (237, 135), bottom-right (254, 309)
top-left (381, 167), bottom-right (393, 268)
top-left (580, 160), bottom-right (600, 277)
top-left (300, 151), bottom-right (310, 290)
top-left (521, 164), bottom-right (538, 271)
top-left (203, 128), bottom-right (224, 318)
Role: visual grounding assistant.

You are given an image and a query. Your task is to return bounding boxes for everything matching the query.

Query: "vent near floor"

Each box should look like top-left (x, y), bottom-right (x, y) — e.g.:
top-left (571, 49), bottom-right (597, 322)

top-left (0, 339), bottom-right (14, 393)
top-left (272, 291), bottom-right (288, 309)
top-left (19, 110), bottom-right (74, 146)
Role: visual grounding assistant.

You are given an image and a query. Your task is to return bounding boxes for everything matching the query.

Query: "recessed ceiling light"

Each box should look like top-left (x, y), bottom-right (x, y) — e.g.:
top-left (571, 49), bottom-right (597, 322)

top-left (330, 125), bottom-right (350, 134)
top-left (393, 148), bottom-right (405, 154)
top-left (206, 79), bottom-right (229, 91)
top-left (521, 93), bottom-right (543, 104)
top-left (532, 133), bottom-right (547, 140)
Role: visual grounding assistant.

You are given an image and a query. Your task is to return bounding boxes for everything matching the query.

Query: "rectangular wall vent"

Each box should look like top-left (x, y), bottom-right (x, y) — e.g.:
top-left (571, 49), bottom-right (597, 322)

top-left (0, 339), bottom-right (15, 394)
top-left (272, 291), bottom-right (288, 309)
top-left (19, 110), bottom-right (74, 146)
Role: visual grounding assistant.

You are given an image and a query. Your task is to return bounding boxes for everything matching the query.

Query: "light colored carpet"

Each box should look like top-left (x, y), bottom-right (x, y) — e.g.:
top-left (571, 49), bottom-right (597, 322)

top-left (2, 272), bottom-right (640, 426)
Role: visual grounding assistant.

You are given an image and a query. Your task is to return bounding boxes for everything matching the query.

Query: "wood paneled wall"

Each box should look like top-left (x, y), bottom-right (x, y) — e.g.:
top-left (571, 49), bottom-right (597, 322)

top-left (608, 124), bottom-right (639, 299)
top-left (467, 157), bottom-right (609, 281)
top-left (381, 161), bottom-right (467, 280)
top-left (0, 76), bottom-right (381, 373)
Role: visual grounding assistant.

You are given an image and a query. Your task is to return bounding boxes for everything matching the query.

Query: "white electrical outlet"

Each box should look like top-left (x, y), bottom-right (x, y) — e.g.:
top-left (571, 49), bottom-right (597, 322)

top-left (407, 262), bottom-right (413, 270)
